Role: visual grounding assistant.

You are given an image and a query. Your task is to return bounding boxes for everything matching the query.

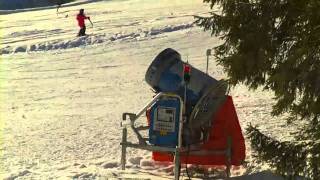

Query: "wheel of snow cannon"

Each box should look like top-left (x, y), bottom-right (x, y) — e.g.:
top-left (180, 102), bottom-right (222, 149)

top-left (188, 80), bottom-right (228, 144)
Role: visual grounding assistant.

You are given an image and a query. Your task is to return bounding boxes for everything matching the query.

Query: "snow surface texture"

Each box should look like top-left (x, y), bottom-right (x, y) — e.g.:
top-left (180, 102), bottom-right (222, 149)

top-left (1, 23), bottom-right (194, 54)
top-left (0, 0), bottom-right (300, 179)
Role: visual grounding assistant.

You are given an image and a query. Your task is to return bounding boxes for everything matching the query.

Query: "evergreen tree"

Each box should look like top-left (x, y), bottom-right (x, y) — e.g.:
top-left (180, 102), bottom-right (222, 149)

top-left (195, 0), bottom-right (320, 179)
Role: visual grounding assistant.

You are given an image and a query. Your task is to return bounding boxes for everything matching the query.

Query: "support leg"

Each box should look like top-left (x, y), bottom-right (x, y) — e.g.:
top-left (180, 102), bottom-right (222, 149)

top-left (174, 148), bottom-right (181, 180)
top-left (121, 128), bottom-right (127, 170)
top-left (226, 136), bottom-right (232, 178)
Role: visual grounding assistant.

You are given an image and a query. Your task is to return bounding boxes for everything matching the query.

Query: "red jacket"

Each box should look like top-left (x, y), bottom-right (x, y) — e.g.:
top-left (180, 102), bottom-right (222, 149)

top-left (77, 14), bottom-right (89, 27)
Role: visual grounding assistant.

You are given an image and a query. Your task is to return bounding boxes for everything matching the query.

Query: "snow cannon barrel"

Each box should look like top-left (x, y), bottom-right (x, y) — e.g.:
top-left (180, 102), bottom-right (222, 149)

top-left (145, 48), bottom-right (219, 107)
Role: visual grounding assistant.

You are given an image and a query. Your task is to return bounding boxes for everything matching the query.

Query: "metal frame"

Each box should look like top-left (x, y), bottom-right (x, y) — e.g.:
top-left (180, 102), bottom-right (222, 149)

top-left (120, 92), bottom-right (232, 179)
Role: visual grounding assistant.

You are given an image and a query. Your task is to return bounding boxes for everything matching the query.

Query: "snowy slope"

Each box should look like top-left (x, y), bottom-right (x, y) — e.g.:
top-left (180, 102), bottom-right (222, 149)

top-left (0, 0), bottom-right (101, 14)
top-left (0, 0), bottom-right (297, 179)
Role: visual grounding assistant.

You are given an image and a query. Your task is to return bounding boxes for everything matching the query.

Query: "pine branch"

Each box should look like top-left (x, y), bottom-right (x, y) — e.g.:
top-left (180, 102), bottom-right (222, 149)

top-left (247, 125), bottom-right (320, 179)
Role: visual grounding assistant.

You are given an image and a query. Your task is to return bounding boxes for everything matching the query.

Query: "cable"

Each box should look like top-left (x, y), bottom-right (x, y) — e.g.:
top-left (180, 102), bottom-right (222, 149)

top-left (186, 144), bottom-right (192, 180)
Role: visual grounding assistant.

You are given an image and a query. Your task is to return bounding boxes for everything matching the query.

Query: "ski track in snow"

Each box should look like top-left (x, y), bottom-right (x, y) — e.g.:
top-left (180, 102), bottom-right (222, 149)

top-left (0, 23), bottom-right (194, 55)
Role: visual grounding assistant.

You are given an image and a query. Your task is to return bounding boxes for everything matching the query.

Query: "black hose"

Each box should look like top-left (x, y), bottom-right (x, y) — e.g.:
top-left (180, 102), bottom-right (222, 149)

top-left (186, 144), bottom-right (192, 180)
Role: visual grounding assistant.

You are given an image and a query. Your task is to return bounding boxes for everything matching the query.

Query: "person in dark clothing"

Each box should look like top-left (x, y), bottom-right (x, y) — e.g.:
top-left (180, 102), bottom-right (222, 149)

top-left (76, 9), bottom-right (90, 36)
top-left (56, 0), bottom-right (63, 14)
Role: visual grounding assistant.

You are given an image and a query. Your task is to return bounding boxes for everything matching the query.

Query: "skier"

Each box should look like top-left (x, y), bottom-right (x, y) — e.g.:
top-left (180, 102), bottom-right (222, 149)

top-left (56, 0), bottom-right (62, 14)
top-left (76, 9), bottom-right (91, 37)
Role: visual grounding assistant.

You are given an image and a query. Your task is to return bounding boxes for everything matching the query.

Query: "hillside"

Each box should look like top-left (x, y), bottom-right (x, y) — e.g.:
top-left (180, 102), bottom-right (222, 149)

top-left (0, 0), bottom-right (294, 179)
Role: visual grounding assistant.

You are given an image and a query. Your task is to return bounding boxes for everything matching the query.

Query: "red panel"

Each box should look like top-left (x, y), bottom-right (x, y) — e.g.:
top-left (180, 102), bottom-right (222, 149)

top-left (151, 96), bottom-right (246, 166)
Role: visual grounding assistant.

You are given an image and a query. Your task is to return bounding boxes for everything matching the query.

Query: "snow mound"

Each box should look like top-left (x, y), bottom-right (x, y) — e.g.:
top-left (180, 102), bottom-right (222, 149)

top-left (4, 170), bottom-right (31, 180)
top-left (128, 157), bottom-right (143, 165)
top-left (1, 23), bottom-right (194, 55)
top-left (72, 172), bottom-right (97, 179)
top-left (140, 159), bottom-right (154, 167)
top-left (101, 161), bottom-right (119, 169)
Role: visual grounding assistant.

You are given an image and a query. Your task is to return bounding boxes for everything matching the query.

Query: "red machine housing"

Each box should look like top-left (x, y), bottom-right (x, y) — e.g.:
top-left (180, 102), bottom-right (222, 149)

top-left (148, 96), bottom-right (245, 166)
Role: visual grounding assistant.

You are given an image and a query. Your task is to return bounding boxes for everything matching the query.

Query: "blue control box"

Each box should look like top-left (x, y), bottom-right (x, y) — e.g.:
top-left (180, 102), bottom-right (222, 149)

top-left (149, 97), bottom-right (181, 147)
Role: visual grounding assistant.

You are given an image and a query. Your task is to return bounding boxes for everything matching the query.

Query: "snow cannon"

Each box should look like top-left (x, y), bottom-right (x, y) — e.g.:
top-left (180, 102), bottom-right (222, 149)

top-left (145, 48), bottom-right (219, 114)
top-left (145, 48), bottom-right (231, 145)
top-left (120, 48), bottom-right (246, 179)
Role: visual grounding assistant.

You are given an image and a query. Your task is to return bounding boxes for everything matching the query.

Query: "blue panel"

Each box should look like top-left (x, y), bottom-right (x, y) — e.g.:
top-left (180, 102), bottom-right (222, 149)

top-left (149, 98), bottom-right (181, 147)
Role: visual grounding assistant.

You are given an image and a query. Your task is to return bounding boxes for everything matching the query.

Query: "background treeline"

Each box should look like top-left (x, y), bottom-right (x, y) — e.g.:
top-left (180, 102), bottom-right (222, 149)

top-left (0, 0), bottom-right (75, 10)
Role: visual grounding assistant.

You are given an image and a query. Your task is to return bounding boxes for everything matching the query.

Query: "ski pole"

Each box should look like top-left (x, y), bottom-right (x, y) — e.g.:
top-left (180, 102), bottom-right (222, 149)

top-left (89, 18), bottom-right (93, 28)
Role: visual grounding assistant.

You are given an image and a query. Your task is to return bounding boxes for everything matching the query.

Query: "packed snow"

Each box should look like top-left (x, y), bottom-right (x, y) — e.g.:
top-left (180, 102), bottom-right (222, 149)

top-left (1, 22), bottom-right (194, 54)
top-left (0, 0), bottom-right (301, 179)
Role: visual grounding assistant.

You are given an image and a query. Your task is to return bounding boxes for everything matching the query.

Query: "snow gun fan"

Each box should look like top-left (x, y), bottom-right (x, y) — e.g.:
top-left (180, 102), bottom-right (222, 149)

top-left (121, 48), bottom-right (246, 179)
